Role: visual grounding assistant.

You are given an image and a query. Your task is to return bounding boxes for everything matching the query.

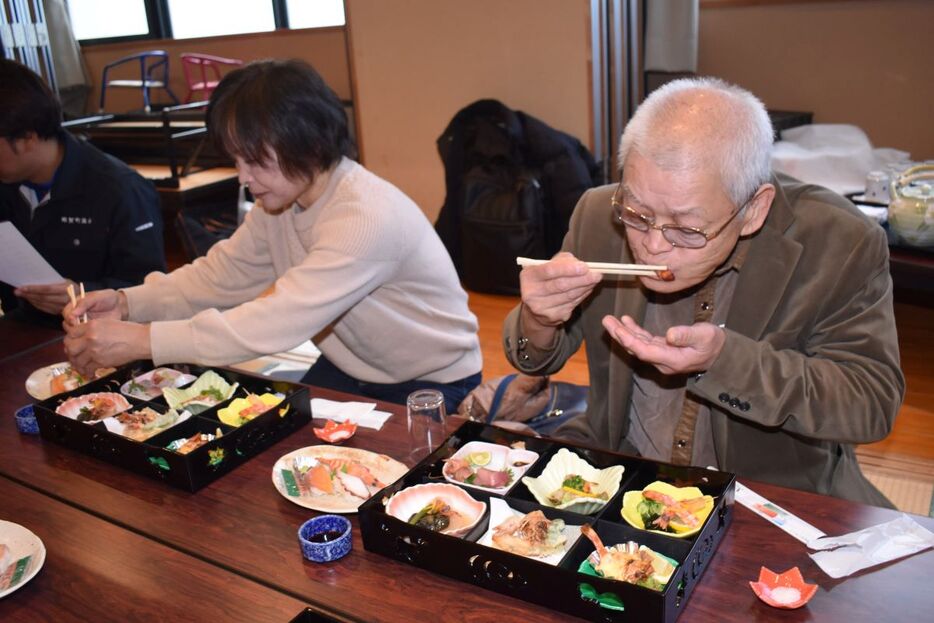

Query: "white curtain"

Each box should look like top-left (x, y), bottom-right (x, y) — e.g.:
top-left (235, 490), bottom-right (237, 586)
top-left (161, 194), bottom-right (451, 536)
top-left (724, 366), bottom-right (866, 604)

top-left (44, 0), bottom-right (89, 116)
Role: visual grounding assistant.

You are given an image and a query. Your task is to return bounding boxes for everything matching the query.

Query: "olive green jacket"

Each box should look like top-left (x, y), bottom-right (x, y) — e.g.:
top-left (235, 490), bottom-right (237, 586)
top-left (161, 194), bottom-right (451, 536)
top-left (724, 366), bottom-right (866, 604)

top-left (504, 175), bottom-right (904, 507)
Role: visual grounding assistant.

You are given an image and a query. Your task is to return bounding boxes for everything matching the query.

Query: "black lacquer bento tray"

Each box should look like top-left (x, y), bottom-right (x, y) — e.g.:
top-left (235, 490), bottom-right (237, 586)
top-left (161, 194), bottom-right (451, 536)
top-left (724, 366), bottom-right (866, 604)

top-left (359, 421), bottom-right (734, 623)
top-left (32, 361), bottom-right (311, 491)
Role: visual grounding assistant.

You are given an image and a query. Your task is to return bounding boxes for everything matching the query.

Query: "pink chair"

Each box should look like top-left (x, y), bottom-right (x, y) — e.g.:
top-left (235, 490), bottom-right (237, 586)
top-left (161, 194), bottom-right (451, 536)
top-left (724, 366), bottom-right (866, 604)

top-left (180, 53), bottom-right (244, 103)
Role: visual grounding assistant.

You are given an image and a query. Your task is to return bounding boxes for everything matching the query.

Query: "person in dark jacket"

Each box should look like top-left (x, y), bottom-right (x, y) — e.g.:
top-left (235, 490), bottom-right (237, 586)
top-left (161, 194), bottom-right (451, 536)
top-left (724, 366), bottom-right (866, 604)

top-left (0, 59), bottom-right (165, 324)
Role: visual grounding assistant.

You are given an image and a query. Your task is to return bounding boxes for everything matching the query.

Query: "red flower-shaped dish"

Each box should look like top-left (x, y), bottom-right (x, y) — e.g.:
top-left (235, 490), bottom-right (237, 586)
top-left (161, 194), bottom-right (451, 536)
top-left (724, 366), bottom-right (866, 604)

top-left (749, 566), bottom-right (818, 609)
top-left (313, 420), bottom-right (357, 443)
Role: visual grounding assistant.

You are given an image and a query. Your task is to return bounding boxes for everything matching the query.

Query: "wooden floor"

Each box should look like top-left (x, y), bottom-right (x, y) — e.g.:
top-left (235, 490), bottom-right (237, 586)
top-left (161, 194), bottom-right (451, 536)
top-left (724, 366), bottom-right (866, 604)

top-left (467, 290), bottom-right (934, 467)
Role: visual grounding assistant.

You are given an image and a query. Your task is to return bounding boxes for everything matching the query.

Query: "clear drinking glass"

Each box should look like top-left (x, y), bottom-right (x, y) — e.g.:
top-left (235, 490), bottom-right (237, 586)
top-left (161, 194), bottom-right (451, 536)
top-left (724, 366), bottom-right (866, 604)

top-left (406, 389), bottom-right (447, 460)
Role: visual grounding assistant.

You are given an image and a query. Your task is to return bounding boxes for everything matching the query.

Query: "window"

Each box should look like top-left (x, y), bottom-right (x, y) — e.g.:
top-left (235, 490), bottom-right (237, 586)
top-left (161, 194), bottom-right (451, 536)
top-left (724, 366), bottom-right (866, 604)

top-left (286, 0), bottom-right (345, 29)
top-left (166, 0), bottom-right (276, 40)
top-left (66, 0), bottom-right (151, 42)
top-left (67, 0), bottom-right (346, 44)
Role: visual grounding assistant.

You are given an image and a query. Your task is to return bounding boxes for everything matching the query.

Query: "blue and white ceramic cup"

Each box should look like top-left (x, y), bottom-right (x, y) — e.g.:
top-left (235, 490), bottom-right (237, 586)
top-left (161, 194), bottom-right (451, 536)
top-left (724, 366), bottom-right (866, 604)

top-left (297, 515), bottom-right (352, 563)
top-left (14, 404), bottom-right (39, 435)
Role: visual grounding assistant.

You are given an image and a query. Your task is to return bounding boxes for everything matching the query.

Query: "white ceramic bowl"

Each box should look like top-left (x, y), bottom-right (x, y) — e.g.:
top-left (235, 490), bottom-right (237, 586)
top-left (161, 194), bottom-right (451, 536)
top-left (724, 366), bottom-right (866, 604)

top-left (385, 483), bottom-right (486, 537)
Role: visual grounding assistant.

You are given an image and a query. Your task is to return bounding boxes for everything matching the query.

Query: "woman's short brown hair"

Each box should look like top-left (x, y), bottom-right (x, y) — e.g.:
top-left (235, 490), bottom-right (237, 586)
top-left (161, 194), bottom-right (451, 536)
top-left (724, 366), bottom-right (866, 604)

top-left (207, 59), bottom-right (354, 179)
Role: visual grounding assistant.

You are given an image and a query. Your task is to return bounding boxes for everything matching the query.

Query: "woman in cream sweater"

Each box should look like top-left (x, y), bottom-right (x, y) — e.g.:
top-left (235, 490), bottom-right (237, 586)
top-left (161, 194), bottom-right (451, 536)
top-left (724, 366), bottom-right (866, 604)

top-left (64, 59), bottom-right (481, 410)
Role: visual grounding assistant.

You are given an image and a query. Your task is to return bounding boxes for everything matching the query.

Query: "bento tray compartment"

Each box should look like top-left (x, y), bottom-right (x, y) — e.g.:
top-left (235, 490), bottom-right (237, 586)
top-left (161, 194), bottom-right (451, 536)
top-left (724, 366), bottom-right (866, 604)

top-left (359, 421), bottom-right (734, 623)
top-left (33, 361), bottom-right (312, 491)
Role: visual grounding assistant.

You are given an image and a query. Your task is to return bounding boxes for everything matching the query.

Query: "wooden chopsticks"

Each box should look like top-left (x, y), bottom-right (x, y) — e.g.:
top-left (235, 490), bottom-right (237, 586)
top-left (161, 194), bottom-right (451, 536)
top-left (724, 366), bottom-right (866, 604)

top-left (516, 256), bottom-right (666, 276)
top-left (67, 282), bottom-right (88, 323)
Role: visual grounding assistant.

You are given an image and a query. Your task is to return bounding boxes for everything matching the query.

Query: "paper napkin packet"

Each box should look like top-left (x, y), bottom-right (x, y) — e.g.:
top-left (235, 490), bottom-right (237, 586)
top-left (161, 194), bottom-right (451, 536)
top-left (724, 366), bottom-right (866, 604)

top-left (807, 515), bottom-right (934, 579)
top-left (310, 398), bottom-right (392, 430)
top-left (736, 482), bottom-right (934, 579)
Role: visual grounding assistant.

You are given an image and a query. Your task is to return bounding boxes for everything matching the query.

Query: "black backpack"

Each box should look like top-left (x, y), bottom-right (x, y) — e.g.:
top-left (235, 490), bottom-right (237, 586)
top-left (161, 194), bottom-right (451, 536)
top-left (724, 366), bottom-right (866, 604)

top-left (436, 99), bottom-right (599, 294)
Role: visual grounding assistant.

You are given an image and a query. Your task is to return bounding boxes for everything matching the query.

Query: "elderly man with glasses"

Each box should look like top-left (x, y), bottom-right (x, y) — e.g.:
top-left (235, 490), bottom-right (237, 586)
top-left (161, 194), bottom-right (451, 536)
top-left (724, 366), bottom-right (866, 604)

top-left (503, 78), bottom-right (903, 506)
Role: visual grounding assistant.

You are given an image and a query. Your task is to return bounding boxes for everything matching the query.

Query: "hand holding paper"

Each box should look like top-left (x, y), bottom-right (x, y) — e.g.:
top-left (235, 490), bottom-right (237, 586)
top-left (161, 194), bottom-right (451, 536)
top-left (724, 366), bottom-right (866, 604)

top-left (0, 221), bottom-right (62, 287)
top-left (14, 280), bottom-right (75, 315)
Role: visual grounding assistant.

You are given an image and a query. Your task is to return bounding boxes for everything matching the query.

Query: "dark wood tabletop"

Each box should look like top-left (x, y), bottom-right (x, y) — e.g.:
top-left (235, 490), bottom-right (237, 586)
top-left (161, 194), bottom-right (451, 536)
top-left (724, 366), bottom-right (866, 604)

top-left (0, 477), bottom-right (307, 622)
top-left (2, 339), bottom-right (933, 622)
top-left (0, 316), bottom-right (63, 364)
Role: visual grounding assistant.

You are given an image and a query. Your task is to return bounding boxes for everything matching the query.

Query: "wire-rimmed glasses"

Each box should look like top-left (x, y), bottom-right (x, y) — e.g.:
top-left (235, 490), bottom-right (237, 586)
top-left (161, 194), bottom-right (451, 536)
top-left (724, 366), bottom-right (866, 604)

top-left (611, 182), bottom-right (744, 249)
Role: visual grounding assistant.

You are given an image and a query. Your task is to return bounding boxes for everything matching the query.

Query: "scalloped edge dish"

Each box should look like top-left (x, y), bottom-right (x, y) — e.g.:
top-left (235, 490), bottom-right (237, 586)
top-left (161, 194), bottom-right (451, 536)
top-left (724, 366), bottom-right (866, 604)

top-left (162, 370), bottom-right (238, 415)
top-left (54, 392), bottom-right (131, 422)
top-left (621, 480), bottom-right (714, 538)
top-left (385, 483), bottom-right (486, 537)
top-left (217, 393), bottom-right (283, 427)
top-left (749, 566), bottom-right (818, 609)
top-left (521, 448), bottom-right (624, 515)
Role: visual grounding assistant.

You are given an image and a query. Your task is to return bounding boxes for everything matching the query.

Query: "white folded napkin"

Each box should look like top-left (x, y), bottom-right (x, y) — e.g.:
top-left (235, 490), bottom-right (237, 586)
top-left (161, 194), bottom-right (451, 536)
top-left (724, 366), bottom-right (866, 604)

top-left (310, 397), bottom-right (392, 430)
top-left (854, 204), bottom-right (888, 223)
top-left (807, 514), bottom-right (934, 579)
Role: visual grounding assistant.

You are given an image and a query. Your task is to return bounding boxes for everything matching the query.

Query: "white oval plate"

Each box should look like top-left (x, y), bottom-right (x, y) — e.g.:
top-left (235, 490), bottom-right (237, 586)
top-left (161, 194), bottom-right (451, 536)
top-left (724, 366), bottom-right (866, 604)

top-left (272, 445), bottom-right (408, 513)
top-left (0, 520), bottom-right (46, 599)
top-left (24, 362), bottom-right (69, 401)
top-left (25, 363), bottom-right (115, 401)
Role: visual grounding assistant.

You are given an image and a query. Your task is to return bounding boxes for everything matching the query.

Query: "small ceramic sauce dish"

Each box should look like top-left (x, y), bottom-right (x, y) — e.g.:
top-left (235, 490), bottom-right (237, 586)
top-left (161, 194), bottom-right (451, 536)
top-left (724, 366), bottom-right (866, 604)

top-left (14, 404), bottom-right (39, 435)
top-left (298, 515), bottom-right (352, 563)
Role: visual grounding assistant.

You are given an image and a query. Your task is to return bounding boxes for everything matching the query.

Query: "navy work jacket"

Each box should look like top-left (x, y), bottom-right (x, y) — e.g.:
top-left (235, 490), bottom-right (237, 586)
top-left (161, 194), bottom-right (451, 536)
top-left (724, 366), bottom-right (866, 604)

top-left (0, 132), bottom-right (166, 321)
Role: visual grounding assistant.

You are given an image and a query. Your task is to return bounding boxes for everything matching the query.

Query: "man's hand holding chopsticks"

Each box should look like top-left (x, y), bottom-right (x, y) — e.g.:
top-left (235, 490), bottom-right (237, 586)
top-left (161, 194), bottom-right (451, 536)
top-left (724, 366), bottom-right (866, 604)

top-left (602, 314), bottom-right (725, 375)
top-left (518, 252), bottom-right (602, 348)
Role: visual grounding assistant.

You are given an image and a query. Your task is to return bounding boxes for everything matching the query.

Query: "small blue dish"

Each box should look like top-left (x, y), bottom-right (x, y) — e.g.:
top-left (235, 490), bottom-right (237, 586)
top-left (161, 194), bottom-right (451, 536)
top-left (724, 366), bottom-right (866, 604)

top-left (297, 515), bottom-right (352, 563)
top-left (14, 404), bottom-right (39, 435)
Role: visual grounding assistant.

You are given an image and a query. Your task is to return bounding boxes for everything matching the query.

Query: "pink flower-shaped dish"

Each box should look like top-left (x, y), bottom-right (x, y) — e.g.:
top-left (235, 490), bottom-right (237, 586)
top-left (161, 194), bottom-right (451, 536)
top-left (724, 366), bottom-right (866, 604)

top-left (749, 566), bottom-right (817, 609)
top-left (313, 420), bottom-right (357, 443)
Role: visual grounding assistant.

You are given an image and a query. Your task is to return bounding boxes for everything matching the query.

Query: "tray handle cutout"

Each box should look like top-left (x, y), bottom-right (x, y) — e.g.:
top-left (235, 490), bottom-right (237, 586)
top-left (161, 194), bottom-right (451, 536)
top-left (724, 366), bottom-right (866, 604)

top-left (467, 554), bottom-right (527, 589)
top-left (394, 534), bottom-right (428, 564)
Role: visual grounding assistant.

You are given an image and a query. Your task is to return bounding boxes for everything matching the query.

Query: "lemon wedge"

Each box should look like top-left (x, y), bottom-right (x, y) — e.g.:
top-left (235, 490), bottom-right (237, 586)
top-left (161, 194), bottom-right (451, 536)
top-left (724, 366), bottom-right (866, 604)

top-left (468, 451), bottom-right (491, 466)
top-left (648, 549), bottom-right (676, 585)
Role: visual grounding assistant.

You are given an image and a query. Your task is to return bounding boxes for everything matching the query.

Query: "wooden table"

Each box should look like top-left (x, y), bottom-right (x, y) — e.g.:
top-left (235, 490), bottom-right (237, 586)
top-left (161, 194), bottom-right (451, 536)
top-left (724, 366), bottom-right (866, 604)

top-left (889, 245), bottom-right (934, 304)
top-left (0, 317), bottom-right (62, 364)
top-left (130, 164), bottom-right (239, 195)
top-left (0, 478), bottom-right (306, 622)
top-left (2, 339), bottom-right (933, 622)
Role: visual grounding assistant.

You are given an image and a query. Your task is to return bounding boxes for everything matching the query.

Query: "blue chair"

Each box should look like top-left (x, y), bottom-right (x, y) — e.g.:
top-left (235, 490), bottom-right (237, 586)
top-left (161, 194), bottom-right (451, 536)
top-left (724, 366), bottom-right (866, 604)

top-left (99, 50), bottom-right (180, 113)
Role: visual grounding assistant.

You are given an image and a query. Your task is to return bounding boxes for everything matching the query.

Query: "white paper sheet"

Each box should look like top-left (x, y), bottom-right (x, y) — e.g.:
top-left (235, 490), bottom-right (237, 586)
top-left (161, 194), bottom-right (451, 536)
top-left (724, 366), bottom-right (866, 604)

top-left (0, 221), bottom-right (62, 287)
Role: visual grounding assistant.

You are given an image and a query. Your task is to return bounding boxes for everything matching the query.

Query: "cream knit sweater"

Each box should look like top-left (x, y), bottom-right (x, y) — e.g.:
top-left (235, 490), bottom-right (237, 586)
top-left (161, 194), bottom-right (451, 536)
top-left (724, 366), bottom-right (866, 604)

top-left (124, 158), bottom-right (482, 384)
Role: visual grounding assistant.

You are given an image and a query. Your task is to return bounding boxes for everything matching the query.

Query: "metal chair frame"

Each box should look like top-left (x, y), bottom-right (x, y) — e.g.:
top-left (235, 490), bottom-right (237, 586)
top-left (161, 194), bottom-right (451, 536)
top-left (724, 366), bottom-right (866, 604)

top-left (99, 50), bottom-right (179, 112)
top-left (180, 52), bottom-right (243, 103)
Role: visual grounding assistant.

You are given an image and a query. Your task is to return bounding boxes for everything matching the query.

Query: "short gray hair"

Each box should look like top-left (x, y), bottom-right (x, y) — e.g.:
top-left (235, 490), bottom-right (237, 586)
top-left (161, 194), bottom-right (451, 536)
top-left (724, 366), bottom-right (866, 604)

top-left (617, 77), bottom-right (773, 207)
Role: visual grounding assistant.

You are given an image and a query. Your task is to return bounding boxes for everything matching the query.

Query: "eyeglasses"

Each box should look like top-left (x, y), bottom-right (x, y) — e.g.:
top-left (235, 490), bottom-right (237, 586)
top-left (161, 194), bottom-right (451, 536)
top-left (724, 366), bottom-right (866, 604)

top-left (611, 182), bottom-right (745, 249)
